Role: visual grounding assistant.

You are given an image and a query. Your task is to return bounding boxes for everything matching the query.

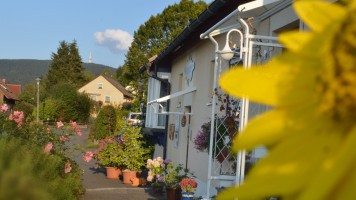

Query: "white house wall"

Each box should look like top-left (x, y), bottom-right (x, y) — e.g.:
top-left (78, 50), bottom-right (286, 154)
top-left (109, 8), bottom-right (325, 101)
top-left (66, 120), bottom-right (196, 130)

top-left (160, 2), bottom-right (301, 197)
top-left (165, 34), bottom-right (227, 197)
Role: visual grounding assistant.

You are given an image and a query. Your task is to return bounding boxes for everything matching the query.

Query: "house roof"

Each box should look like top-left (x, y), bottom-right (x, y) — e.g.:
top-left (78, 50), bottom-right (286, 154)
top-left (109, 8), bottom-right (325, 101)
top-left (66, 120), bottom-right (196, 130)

top-left (7, 84), bottom-right (21, 96)
top-left (0, 80), bottom-right (20, 101)
top-left (154, 0), bottom-right (251, 68)
top-left (101, 75), bottom-right (133, 99)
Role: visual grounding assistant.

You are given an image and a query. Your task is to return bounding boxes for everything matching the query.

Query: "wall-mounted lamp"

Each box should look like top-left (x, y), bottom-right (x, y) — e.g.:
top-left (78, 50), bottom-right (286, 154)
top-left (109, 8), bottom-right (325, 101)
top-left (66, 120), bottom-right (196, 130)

top-left (217, 29), bottom-right (244, 61)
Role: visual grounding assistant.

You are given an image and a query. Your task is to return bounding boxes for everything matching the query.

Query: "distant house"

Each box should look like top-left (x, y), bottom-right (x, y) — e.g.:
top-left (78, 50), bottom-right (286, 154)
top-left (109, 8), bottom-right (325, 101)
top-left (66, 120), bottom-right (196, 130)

top-left (0, 79), bottom-right (20, 110)
top-left (78, 75), bottom-right (133, 107)
top-left (7, 84), bottom-right (21, 96)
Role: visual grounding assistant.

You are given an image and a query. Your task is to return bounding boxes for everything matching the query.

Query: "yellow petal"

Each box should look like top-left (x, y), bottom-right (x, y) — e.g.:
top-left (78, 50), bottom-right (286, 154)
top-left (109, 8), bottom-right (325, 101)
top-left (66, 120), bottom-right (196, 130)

top-left (331, 164), bottom-right (356, 200)
top-left (233, 109), bottom-right (291, 152)
top-left (299, 127), bottom-right (356, 200)
top-left (219, 53), bottom-right (318, 107)
top-left (219, 123), bottom-right (342, 200)
top-left (234, 102), bottom-right (318, 152)
top-left (279, 31), bottom-right (313, 53)
top-left (294, 1), bottom-right (347, 33)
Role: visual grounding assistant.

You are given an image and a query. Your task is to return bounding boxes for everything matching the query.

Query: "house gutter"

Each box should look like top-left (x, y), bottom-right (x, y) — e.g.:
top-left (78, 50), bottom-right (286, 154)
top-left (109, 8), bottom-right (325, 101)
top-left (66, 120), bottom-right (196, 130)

top-left (154, 0), bottom-right (244, 66)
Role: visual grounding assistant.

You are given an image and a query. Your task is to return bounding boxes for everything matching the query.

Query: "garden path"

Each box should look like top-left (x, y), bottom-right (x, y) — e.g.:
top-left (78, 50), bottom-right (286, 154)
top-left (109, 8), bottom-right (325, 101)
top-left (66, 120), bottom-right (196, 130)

top-left (70, 126), bottom-right (167, 200)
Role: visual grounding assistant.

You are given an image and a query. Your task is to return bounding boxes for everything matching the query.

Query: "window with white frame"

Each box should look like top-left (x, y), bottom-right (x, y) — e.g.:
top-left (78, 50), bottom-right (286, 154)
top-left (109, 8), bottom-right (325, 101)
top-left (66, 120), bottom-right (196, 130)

top-left (98, 83), bottom-right (103, 89)
top-left (146, 72), bottom-right (170, 129)
top-left (91, 95), bottom-right (96, 101)
top-left (105, 96), bottom-right (110, 103)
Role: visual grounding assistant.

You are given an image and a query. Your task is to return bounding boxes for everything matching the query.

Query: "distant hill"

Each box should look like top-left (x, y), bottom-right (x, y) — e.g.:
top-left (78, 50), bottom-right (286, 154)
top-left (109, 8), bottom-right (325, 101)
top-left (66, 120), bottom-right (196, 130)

top-left (0, 59), bottom-right (116, 86)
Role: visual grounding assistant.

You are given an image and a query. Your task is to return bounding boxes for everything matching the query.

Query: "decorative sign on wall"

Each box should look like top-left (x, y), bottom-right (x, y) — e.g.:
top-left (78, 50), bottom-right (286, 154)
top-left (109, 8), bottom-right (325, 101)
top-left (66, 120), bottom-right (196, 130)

top-left (174, 117), bottom-right (180, 148)
top-left (184, 57), bottom-right (195, 86)
top-left (181, 115), bottom-right (187, 127)
top-left (169, 124), bottom-right (175, 141)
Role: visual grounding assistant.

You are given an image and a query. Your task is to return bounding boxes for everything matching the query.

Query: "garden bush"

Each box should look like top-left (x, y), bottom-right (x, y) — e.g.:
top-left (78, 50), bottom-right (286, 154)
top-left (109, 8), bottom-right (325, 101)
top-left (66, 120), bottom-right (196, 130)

top-left (0, 103), bottom-right (85, 200)
top-left (90, 105), bottom-right (117, 141)
top-left (13, 101), bottom-right (35, 119)
top-left (0, 136), bottom-right (82, 200)
top-left (42, 82), bottom-right (92, 122)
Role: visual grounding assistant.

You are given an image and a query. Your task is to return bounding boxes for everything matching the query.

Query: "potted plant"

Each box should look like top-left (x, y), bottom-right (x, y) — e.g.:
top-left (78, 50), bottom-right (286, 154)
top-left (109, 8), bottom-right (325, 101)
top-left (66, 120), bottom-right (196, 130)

top-left (121, 125), bottom-right (151, 186)
top-left (147, 157), bottom-right (195, 200)
top-left (92, 137), bottom-right (125, 179)
top-left (180, 178), bottom-right (198, 200)
top-left (146, 157), bottom-right (165, 196)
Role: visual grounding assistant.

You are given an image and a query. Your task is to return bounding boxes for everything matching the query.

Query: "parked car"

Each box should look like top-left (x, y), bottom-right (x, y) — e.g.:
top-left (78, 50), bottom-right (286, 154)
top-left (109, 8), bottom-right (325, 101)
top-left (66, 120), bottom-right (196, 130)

top-left (126, 112), bottom-right (143, 125)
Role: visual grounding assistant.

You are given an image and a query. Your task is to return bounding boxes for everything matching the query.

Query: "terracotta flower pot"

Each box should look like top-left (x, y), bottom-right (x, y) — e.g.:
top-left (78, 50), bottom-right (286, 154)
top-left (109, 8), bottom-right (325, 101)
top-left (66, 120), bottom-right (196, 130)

top-left (106, 167), bottom-right (122, 179)
top-left (166, 187), bottom-right (181, 200)
top-left (122, 170), bottom-right (141, 185)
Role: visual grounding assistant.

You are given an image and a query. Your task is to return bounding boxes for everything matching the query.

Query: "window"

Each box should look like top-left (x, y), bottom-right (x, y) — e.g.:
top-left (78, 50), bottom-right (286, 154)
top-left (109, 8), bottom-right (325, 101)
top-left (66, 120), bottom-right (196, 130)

top-left (91, 95), bottom-right (96, 101)
top-left (105, 96), bottom-right (110, 103)
top-left (98, 83), bottom-right (103, 89)
top-left (157, 80), bottom-right (169, 127)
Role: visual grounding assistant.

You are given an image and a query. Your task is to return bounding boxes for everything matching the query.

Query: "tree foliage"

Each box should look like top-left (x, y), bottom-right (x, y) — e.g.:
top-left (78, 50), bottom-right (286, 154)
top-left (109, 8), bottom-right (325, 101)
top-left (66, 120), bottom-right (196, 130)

top-left (37, 82), bottom-right (92, 122)
top-left (45, 40), bottom-right (87, 92)
top-left (90, 105), bottom-right (117, 141)
top-left (116, 0), bottom-right (208, 92)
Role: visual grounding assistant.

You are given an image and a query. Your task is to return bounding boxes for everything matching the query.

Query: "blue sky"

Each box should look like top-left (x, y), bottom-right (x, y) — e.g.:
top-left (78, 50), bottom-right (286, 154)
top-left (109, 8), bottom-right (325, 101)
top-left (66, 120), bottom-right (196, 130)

top-left (0, 0), bottom-right (209, 69)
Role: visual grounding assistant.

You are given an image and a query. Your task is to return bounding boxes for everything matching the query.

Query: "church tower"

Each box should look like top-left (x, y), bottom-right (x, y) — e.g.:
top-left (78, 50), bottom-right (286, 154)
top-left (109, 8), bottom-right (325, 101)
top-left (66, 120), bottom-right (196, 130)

top-left (89, 52), bottom-right (92, 63)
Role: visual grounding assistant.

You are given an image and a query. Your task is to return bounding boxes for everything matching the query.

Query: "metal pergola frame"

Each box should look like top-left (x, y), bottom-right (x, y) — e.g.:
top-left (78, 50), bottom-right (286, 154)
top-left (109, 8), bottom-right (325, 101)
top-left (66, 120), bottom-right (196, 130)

top-left (200, 3), bottom-right (285, 199)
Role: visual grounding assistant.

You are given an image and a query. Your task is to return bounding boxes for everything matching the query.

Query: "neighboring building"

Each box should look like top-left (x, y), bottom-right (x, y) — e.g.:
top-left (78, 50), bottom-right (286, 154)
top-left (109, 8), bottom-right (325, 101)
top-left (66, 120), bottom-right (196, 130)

top-left (7, 84), bottom-right (21, 96)
top-left (78, 75), bottom-right (132, 107)
top-left (141, 0), bottom-right (306, 198)
top-left (0, 79), bottom-right (20, 110)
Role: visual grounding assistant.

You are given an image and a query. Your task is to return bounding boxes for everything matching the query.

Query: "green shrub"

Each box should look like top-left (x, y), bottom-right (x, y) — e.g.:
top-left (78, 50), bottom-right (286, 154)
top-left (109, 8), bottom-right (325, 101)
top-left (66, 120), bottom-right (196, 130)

top-left (44, 82), bottom-right (91, 122)
top-left (14, 101), bottom-right (35, 119)
top-left (120, 125), bottom-right (151, 171)
top-left (90, 105), bottom-right (117, 140)
top-left (0, 137), bottom-right (82, 200)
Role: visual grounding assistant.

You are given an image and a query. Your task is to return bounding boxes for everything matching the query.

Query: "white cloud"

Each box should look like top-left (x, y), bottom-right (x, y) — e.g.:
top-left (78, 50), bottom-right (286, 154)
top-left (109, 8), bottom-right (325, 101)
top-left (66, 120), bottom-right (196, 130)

top-left (94, 29), bottom-right (133, 53)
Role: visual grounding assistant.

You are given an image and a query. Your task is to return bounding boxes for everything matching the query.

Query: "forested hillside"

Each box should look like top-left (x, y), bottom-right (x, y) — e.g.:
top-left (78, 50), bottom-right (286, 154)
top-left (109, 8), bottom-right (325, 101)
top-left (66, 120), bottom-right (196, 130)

top-left (0, 59), bottom-right (115, 86)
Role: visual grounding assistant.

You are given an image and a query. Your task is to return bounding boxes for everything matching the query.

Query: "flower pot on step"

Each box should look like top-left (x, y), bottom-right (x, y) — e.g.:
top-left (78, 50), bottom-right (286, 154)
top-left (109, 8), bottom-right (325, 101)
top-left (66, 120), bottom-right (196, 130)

top-left (166, 187), bottom-right (181, 200)
top-left (106, 167), bottom-right (122, 179)
top-left (181, 192), bottom-right (194, 200)
top-left (122, 170), bottom-right (141, 185)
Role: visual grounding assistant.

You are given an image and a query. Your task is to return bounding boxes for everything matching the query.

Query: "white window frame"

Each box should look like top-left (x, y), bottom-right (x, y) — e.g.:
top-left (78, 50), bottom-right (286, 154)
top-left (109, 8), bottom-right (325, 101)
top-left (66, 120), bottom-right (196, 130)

top-left (105, 96), bottom-right (110, 103)
top-left (145, 72), bottom-right (170, 129)
top-left (98, 83), bottom-right (103, 89)
top-left (91, 95), bottom-right (96, 101)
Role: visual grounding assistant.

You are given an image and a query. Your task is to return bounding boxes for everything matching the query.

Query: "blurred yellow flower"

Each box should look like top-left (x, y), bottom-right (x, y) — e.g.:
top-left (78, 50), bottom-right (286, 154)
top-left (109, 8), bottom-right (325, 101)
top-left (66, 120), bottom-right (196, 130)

top-left (217, 0), bottom-right (356, 199)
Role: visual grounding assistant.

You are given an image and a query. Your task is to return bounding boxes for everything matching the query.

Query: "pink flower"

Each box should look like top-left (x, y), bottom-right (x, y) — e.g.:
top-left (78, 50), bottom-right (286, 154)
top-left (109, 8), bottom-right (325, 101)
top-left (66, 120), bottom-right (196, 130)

top-left (57, 121), bottom-right (64, 128)
top-left (46, 128), bottom-right (50, 132)
top-left (17, 122), bottom-right (22, 127)
top-left (83, 151), bottom-right (93, 162)
top-left (8, 114), bottom-right (13, 120)
top-left (14, 111), bottom-right (21, 116)
top-left (1, 104), bottom-right (8, 112)
top-left (60, 136), bottom-right (69, 142)
top-left (147, 175), bottom-right (153, 182)
top-left (70, 121), bottom-right (77, 130)
top-left (77, 129), bottom-right (82, 136)
top-left (44, 142), bottom-right (53, 153)
top-left (94, 164), bottom-right (98, 169)
top-left (65, 161), bottom-right (72, 173)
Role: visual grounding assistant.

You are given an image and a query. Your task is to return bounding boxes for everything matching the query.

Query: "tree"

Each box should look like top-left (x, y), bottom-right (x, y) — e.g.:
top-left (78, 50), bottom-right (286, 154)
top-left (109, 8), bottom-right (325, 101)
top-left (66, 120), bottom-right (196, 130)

top-left (116, 0), bottom-right (207, 92)
top-left (90, 105), bottom-right (117, 140)
top-left (19, 79), bottom-right (46, 105)
top-left (45, 40), bottom-right (87, 92)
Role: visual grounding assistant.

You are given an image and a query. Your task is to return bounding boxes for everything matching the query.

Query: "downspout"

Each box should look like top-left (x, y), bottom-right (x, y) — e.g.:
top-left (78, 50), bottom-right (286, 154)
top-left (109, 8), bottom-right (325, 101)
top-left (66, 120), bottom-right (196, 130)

top-left (206, 34), bottom-right (219, 200)
top-left (145, 61), bottom-right (171, 160)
